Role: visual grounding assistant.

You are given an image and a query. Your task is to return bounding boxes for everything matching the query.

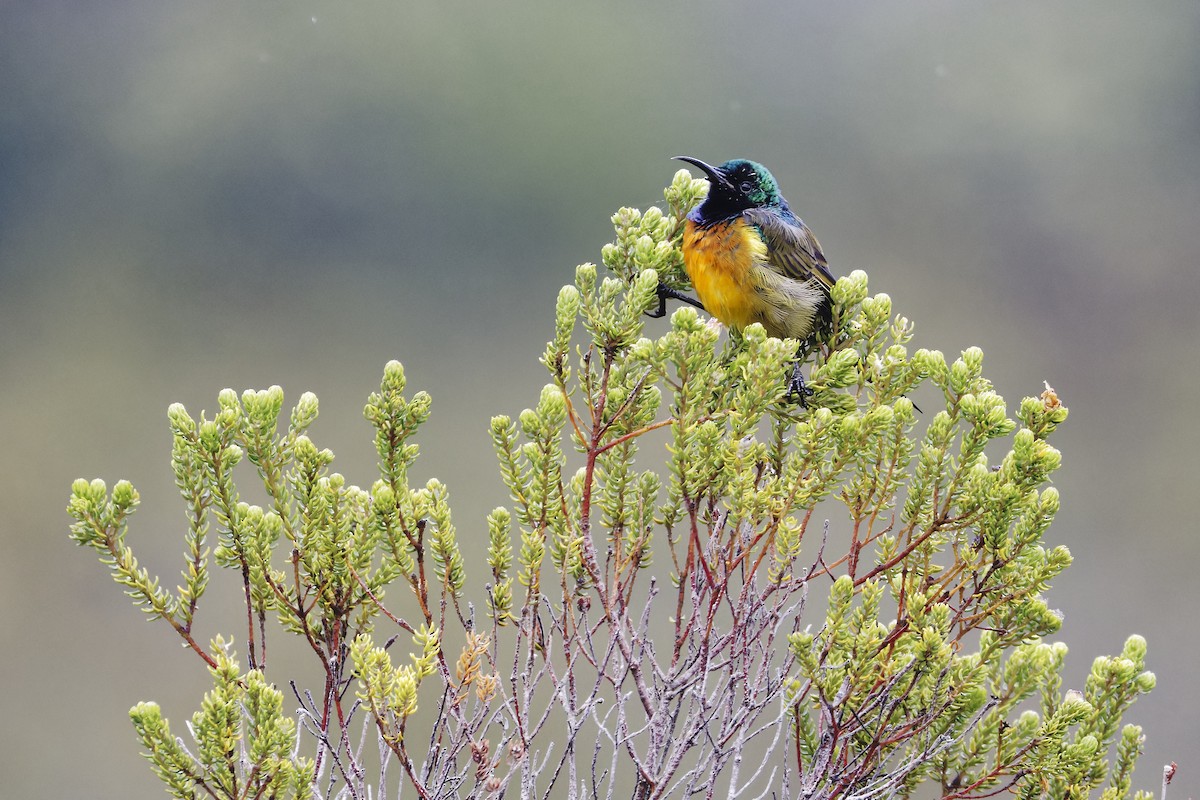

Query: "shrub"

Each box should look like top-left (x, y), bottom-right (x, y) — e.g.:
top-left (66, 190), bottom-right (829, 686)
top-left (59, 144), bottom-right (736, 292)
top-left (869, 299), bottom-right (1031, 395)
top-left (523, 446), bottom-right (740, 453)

top-left (68, 171), bottom-right (1156, 800)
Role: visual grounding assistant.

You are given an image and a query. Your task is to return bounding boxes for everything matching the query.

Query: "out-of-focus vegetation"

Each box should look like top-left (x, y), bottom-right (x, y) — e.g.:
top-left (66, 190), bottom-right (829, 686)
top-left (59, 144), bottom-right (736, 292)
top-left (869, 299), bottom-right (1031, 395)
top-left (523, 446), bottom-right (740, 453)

top-left (3, 2), bottom-right (1197, 797)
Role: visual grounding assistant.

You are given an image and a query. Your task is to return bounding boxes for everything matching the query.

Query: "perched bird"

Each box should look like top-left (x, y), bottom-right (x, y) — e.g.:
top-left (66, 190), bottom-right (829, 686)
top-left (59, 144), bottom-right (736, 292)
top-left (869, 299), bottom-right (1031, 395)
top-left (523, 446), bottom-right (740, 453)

top-left (669, 156), bottom-right (836, 397)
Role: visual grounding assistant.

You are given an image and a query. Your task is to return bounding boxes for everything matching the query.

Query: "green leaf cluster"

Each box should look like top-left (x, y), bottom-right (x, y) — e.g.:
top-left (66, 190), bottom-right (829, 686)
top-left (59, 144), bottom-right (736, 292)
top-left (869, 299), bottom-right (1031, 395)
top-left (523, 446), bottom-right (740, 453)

top-left (69, 364), bottom-right (473, 797)
top-left (129, 638), bottom-right (313, 800)
top-left (600, 168), bottom-right (707, 292)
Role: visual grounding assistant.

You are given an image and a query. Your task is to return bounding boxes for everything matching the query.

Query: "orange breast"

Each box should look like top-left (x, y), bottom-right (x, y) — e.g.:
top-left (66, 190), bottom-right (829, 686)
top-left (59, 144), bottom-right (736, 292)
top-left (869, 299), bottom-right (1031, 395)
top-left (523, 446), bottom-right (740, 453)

top-left (681, 218), bottom-right (768, 331)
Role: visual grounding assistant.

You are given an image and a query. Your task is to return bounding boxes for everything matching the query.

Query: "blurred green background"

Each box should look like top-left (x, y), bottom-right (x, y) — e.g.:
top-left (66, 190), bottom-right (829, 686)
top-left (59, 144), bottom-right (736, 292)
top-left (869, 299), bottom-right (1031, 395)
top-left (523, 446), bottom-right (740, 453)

top-left (3, 2), bottom-right (1197, 796)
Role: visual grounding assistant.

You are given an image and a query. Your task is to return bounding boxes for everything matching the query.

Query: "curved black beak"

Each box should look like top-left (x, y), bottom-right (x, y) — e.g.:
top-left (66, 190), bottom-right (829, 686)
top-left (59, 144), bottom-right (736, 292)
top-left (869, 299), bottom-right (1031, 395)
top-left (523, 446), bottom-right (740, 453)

top-left (673, 156), bottom-right (732, 190)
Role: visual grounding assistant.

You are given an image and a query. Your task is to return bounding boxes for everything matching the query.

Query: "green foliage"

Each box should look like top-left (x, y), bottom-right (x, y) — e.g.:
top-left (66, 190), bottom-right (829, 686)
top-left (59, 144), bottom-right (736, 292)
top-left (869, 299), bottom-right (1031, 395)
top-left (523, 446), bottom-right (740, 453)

top-left (129, 637), bottom-right (314, 800)
top-left (68, 172), bottom-right (1157, 800)
top-left (69, 363), bottom-right (471, 797)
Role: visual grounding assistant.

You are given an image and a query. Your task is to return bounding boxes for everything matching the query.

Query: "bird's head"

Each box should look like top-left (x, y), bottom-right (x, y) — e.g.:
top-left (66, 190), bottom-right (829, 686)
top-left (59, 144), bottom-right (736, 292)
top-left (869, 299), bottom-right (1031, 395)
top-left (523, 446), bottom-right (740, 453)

top-left (673, 156), bottom-right (783, 221)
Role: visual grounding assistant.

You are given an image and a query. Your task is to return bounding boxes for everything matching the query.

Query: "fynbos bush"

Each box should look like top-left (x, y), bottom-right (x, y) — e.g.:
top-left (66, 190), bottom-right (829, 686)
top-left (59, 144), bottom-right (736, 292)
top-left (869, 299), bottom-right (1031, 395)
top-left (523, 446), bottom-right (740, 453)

top-left (69, 171), bottom-right (1156, 800)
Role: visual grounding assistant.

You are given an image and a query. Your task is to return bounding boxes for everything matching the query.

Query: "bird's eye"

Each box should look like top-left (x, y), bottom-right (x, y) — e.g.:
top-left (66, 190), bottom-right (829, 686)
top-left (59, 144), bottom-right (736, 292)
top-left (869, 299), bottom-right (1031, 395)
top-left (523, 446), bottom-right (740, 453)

top-left (739, 181), bottom-right (754, 194)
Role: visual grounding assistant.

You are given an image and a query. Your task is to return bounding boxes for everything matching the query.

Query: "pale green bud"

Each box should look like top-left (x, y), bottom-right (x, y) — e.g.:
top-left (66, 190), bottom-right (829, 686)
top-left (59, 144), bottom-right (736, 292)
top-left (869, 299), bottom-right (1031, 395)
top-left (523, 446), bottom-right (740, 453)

top-left (1011, 428), bottom-right (1035, 460)
top-left (382, 360), bottom-right (407, 392)
top-left (556, 285), bottom-right (580, 326)
top-left (241, 389), bottom-right (262, 418)
top-left (962, 391), bottom-right (1012, 436)
top-left (409, 391), bottom-right (433, 423)
top-left (488, 507), bottom-right (511, 530)
top-left (830, 574), bottom-right (854, 606)
top-left (243, 385), bottom-right (285, 423)
top-left (112, 479), bottom-right (137, 508)
top-left (669, 168), bottom-right (699, 193)
top-left (575, 263), bottom-right (598, 292)
top-left (740, 323), bottom-right (768, 346)
top-left (809, 407), bottom-right (834, 428)
top-left (167, 402), bottom-right (194, 432)
top-left (1040, 486), bottom-right (1060, 515)
top-left (912, 348), bottom-right (946, 380)
top-left (949, 360), bottom-right (972, 394)
top-left (294, 391), bottom-right (319, 427)
top-left (1067, 734), bottom-right (1099, 760)
top-left (536, 384), bottom-right (567, 426)
top-left (627, 269), bottom-right (659, 313)
top-left (962, 346), bottom-right (984, 375)
top-left (221, 445), bottom-right (243, 469)
top-left (832, 270), bottom-right (869, 308)
top-left (600, 276), bottom-right (624, 297)
top-left (267, 384), bottom-right (285, 413)
top-left (198, 421), bottom-right (221, 452)
top-left (214, 405), bottom-right (240, 429)
top-left (882, 343), bottom-right (908, 366)
top-left (669, 305), bottom-right (702, 331)
top-left (1016, 709), bottom-right (1041, 734)
top-left (629, 337), bottom-right (654, 362)
top-left (635, 268), bottom-right (658, 294)
top-left (518, 408), bottom-right (540, 435)
top-left (1034, 440), bottom-right (1062, 473)
top-left (129, 701), bottom-right (162, 723)
top-left (861, 293), bottom-right (892, 323)
top-left (1057, 693), bottom-right (1093, 722)
top-left (1122, 634), bottom-right (1147, 661)
top-left (372, 481), bottom-right (396, 507)
top-left (921, 412), bottom-right (950, 443)
top-left (600, 243), bottom-right (620, 267)
top-left (293, 435), bottom-right (318, 461)
top-left (1112, 657), bottom-right (1140, 683)
top-left (818, 348), bottom-right (860, 388)
top-left (865, 405), bottom-right (894, 430)
top-left (262, 510), bottom-right (282, 538)
top-left (611, 207), bottom-right (641, 228)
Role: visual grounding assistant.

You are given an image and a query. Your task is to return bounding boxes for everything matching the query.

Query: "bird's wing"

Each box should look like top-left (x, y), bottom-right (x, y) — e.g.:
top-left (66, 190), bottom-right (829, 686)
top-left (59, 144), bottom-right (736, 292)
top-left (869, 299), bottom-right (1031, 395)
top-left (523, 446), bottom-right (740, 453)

top-left (743, 207), bottom-right (836, 291)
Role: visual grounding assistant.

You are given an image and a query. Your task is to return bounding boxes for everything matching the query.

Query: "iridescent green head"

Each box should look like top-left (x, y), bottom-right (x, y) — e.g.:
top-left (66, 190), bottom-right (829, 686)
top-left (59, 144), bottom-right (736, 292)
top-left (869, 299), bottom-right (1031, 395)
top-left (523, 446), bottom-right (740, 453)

top-left (674, 156), bottom-right (784, 222)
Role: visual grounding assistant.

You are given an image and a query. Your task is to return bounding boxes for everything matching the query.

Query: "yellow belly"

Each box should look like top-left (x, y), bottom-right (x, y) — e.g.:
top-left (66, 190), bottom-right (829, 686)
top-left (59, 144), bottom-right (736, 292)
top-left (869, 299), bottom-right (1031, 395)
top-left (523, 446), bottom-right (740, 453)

top-left (681, 219), bottom-right (769, 331)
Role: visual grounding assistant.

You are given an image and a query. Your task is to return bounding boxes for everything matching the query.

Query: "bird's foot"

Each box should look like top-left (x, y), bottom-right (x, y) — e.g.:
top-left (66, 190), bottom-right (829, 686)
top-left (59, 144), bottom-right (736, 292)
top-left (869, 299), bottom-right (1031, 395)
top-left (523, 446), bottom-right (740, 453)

top-left (646, 283), bottom-right (706, 318)
top-left (646, 287), bottom-right (668, 318)
top-left (785, 361), bottom-right (814, 407)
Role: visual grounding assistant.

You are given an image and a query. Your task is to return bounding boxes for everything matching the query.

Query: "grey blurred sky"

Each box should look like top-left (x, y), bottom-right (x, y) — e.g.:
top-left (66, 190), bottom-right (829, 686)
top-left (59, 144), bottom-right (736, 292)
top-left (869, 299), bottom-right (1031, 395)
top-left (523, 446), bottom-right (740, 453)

top-left (2, 2), bottom-right (1197, 797)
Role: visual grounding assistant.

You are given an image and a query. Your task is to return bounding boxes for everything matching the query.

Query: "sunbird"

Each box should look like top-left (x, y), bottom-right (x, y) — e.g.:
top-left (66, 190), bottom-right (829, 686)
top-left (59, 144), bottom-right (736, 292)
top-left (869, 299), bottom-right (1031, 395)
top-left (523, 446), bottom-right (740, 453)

top-left (658, 156), bottom-right (836, 398)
